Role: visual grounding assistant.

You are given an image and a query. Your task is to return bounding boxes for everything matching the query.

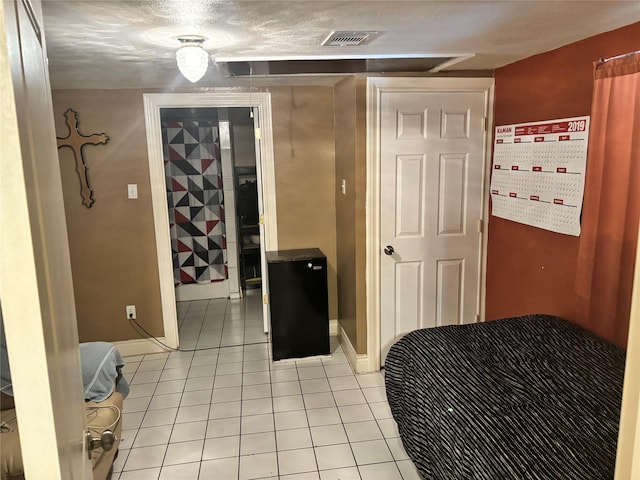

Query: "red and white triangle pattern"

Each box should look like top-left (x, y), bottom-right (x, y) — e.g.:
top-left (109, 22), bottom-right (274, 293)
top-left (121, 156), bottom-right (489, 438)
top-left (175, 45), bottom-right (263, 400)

top-left (162, 120), bottom-right (228, 285)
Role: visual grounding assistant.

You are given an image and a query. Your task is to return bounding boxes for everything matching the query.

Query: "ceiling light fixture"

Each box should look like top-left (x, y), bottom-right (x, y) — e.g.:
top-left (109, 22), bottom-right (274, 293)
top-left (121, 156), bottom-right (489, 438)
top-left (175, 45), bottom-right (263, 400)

top-left (176, 35), bottom-right (209, 83)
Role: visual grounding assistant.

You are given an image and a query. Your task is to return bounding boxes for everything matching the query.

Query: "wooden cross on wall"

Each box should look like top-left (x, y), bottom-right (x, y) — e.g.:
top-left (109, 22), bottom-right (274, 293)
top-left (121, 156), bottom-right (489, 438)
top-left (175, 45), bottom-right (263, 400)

top-left (56, 108), bottom-right (109, 208)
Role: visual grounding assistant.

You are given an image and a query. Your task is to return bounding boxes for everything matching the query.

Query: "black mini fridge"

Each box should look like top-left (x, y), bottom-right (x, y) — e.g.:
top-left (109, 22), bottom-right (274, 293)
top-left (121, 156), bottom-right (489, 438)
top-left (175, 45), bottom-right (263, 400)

top-left (266, 248), bottom-right (330, 361)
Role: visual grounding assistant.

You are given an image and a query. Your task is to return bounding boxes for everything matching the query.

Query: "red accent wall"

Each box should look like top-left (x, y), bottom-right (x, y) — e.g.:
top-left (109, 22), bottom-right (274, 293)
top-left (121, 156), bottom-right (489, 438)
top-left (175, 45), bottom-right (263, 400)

top-left (487, 21), bottom-right (640, 346)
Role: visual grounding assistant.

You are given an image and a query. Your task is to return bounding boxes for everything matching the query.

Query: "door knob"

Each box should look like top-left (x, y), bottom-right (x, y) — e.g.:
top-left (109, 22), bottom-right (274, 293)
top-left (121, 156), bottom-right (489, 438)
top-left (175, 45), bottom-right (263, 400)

top-left (384, 245), bottom-right (395, 256)
top-left (86, 429), bottom-right (117, 459)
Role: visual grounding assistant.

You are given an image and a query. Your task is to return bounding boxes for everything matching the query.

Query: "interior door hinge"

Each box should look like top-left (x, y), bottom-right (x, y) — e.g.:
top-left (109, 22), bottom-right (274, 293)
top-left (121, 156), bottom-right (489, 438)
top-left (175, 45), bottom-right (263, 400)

top-left (478, 219), bottom-right (484, 233)
top-left (263, 295), bottom-right (269, 305)
top-left (482, 117), bottom-right (488, 132)
top-left (255, 127), bottom-right (261, 140)
top-left (259, 214), bottom-right (265, 225)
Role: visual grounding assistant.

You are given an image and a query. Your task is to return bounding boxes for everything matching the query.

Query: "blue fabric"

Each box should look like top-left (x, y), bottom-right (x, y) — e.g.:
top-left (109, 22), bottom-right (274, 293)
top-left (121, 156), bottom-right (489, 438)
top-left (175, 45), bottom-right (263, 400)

top-left (79, 342), bottom-right (129, 402)
top-left (0, 309), bottom-right (129, 402)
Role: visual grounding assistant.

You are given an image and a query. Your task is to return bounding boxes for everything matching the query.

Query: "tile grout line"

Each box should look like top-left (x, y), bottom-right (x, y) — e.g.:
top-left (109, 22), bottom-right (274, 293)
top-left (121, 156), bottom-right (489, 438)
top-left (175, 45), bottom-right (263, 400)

top-left (323, 357), bottom-right (362, 477)
top-left (124, 345), bottom-right (170, 476)
top-left (194, 299), bottom-right (220, 480)
top-left (205, 298), bottom-right (235, 478)
top-left (294, 358), bottom-right (319, 477)
top-left (267, 342), bottom-right (279, 479)
top-left (122, 296), bottom-right (403, 480)
top-left (236, 305), bottom-right (245, 480)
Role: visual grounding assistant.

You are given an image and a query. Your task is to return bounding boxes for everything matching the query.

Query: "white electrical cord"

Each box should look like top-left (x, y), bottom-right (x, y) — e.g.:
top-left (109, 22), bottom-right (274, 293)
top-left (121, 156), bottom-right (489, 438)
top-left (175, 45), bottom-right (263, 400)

top-left (85, 404), bottom-right (121, 433)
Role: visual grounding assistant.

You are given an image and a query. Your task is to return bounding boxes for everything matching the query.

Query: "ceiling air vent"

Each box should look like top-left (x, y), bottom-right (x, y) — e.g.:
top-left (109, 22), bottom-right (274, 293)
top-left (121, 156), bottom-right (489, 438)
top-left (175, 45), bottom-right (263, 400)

top-left (321, 31), bottom-right (379, 47)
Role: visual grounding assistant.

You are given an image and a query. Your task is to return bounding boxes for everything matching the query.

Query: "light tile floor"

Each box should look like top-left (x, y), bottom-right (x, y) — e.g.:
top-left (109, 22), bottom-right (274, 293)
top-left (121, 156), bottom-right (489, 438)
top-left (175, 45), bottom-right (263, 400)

top-left (114, 291), bottom-right (422, 480)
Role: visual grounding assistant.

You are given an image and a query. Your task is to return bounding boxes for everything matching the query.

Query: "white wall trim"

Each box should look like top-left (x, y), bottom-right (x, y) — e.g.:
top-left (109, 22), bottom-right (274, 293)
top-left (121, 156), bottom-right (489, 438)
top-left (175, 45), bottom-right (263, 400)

top-left (112, 338), bottom-right (172, 357)
top-left (365, 77), bottom-right (495, 372)
top-left (329, 319), bottom-right (339, 337)
top-left (142, 92), bottom-right (278, 350)
top-left (479, 83), bottom-right (495, 324)
top-left (218, 108), bottom-right (241, 298)
top-left (365, 79), bottom-right (382, 374)
top-left (339, 326), bottom-right (371, 374)
top-left (615, 221), bottom-right (640, 479)
top-left (175, 281), bottom-right (230, 302)
top-left (143, 94), bottom-right (179, 350)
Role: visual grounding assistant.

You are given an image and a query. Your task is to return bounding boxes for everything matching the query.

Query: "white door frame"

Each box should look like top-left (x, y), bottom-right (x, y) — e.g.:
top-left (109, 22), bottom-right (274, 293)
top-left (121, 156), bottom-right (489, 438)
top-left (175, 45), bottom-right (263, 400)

top-left (365, 77), bottom-right (495, 371)
top-left (1, 0), bottom-right (91, 477)
top-left (143, 92), bottom-right (278, 349)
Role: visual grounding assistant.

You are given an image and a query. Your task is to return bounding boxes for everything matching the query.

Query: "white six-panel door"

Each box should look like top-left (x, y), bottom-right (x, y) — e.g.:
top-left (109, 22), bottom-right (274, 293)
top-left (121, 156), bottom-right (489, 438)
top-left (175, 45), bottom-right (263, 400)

top-left (379, 89), bottom-right (488, 363)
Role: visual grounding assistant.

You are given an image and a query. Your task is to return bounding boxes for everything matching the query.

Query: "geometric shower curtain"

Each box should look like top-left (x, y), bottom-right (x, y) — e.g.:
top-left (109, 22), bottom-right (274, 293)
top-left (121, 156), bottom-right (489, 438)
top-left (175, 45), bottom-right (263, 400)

top-left (161, 119), bottom-right (228, 285)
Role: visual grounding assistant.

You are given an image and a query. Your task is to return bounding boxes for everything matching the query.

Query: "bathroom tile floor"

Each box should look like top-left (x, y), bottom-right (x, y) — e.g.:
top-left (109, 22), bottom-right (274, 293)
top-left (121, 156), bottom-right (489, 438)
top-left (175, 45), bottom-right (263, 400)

top-left (115, 291), bottom-right (421, 480)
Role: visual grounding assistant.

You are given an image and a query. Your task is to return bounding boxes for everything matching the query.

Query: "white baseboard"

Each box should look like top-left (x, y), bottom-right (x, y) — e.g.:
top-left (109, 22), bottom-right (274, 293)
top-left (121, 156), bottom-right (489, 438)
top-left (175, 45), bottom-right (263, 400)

top-left (175, 281), bottom-right (229, 302)
top-left (339, 325), bottom-right (373, 373)
top-left (329, 319), bottom-right (339, 337)
top-left (112, 338), bottom-right (173, 357)
top-left (115, 320), bottom-right (340, 358)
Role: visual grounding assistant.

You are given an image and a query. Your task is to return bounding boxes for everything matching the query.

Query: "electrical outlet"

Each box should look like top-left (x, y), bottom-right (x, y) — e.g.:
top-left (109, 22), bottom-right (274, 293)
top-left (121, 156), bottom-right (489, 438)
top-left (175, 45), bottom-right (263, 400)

top-left (126, 305), bottom-right (136, 320)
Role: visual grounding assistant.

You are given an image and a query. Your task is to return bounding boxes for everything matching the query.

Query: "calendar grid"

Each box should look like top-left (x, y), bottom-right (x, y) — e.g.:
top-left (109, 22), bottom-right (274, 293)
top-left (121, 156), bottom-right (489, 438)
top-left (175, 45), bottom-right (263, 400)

top-left (490, 116), bottom-right (590, 236)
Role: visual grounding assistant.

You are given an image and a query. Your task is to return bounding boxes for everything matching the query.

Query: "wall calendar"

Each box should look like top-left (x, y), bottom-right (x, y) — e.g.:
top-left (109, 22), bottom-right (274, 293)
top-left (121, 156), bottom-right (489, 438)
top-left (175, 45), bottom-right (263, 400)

top-left (490, 116), bottom-right (590, 236)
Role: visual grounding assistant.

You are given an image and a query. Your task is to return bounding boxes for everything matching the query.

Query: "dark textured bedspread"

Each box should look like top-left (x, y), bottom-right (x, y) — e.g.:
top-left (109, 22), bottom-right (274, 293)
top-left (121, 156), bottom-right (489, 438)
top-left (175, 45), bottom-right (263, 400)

top-left (384, 314), bottom-right (625, 480)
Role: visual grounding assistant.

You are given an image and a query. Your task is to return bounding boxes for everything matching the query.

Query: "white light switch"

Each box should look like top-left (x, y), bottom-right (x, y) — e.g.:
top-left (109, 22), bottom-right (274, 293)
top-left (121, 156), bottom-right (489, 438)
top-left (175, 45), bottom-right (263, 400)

top-left (128, 184), bottom-right (138, 199)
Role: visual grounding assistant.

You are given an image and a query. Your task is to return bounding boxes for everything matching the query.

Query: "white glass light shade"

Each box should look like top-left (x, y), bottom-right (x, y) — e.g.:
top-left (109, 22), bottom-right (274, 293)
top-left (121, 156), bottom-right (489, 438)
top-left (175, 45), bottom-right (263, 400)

top-left (176, 44), bottom-right (209, 83)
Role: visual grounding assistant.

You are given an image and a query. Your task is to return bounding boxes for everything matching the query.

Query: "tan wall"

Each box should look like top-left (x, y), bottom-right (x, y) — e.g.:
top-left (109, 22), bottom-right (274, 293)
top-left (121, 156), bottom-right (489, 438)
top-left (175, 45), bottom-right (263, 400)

top-left (334, 77), bottom-right (368, 353)
top-left (52, 86), bottom-right (339, 341)
top-left (268, 86), bottom-right (338, 320)
top-left (52, 89), bottom-right (163, 342)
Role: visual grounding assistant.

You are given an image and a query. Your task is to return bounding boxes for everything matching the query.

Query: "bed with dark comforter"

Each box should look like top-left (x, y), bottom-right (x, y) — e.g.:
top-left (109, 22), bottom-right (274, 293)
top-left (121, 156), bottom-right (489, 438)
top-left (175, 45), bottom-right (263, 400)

top-left (384, 314), bottom-right (625, 480)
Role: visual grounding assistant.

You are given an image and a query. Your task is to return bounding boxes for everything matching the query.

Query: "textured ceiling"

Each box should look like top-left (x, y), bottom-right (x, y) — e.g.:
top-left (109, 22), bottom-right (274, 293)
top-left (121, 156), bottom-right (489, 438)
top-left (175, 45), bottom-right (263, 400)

top-left (41, 1), bottom-right (640, 89)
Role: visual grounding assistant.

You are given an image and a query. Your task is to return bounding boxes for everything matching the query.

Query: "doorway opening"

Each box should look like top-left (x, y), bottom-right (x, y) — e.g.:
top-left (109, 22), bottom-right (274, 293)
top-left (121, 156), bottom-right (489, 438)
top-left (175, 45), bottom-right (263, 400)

top-left (143, 93), bottom-right (278, 350)
top-left (159, 106), bottom-right (261, 304)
